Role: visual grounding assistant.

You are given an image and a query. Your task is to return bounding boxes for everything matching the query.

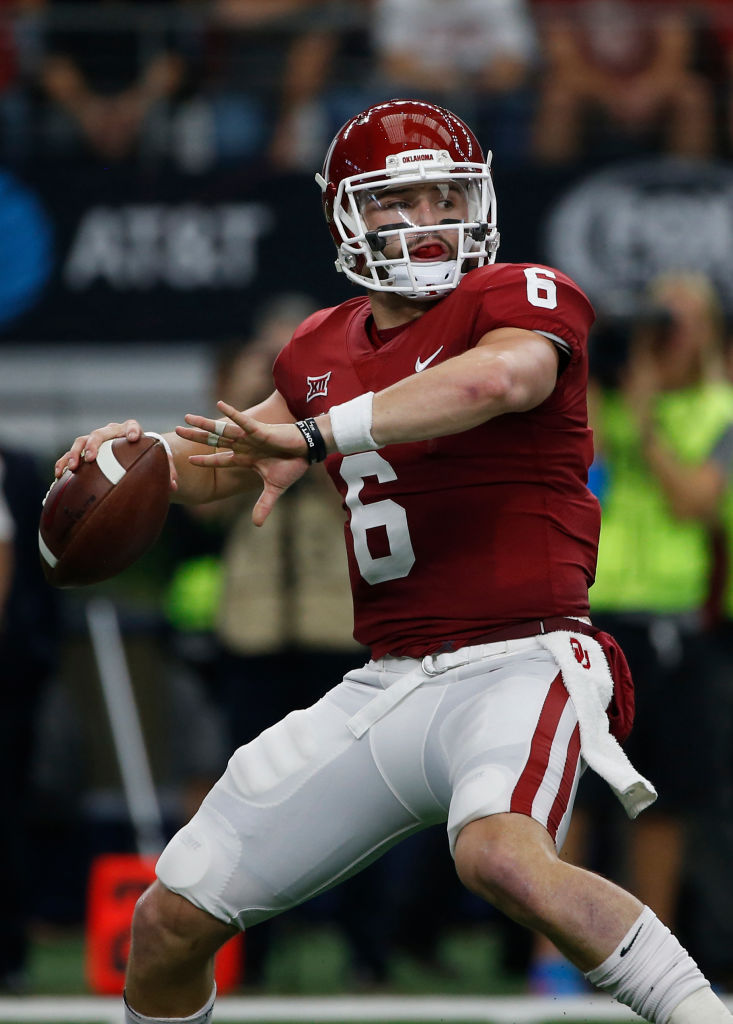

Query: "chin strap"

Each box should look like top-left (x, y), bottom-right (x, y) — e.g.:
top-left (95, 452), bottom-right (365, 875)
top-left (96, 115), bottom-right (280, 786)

top-left (389, 259), bottom-right (460, 298)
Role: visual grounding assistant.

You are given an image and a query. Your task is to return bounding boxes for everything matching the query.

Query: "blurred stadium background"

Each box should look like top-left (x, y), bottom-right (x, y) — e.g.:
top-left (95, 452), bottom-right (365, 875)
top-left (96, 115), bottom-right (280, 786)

top-left (2, 0), bottom-right (733, 1021)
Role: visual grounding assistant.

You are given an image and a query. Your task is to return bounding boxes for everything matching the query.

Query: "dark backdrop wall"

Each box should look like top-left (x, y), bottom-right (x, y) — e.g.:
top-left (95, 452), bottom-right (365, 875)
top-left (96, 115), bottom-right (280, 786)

top-left (2, 157), bottom-right (733, 343)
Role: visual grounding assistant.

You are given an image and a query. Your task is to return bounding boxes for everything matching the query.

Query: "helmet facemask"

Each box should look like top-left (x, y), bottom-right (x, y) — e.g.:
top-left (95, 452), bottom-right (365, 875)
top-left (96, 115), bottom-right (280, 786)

top-left (323, 148), bottom-right (499, 299)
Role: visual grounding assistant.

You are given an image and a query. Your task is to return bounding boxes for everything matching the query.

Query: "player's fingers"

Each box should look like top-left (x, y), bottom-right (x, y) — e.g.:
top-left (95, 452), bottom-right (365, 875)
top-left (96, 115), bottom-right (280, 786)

top-left (56, 421), bottom-right (142, 476)
top-left (251, 477), bottom-right (290, 527)
top-left (252, 486), bottom-right (276, 527)
top-left (120, 419), bottom-right (143, 442)
top-left (182, 413), bottom-right (227, 432)
top-left (176, 423), bottom-right (234, 450)
top-left (56, 435), bottom-right (89, 476)
top-left (81, 421), bottom-right (143, 463)
top-left (181, 414), bottom-right (243, 448)
top-left (216, 401), bottom-right (259, 435)
top-left (177, 423), bottom-right (212, 447)
top-left (187, 449), bottom-right (240, 467)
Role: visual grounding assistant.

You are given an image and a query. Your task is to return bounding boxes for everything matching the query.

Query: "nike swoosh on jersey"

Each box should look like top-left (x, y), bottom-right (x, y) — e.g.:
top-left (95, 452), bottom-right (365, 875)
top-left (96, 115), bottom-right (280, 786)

top-left (415, 346), bottom-right (444, 372)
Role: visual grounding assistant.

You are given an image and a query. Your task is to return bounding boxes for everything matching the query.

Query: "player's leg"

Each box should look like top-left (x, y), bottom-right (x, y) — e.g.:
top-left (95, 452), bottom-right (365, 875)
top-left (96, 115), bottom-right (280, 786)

top-left (439, 636), bottom-right (732, 1023)
top-left (124, 883), bottom-right (235, 1022)
top-left (454, 808), bottom-right (732, 1022)
top-left (123, 664), bottom-right (447, 1023)
top-left (456, 813), bottom-right (640, 967)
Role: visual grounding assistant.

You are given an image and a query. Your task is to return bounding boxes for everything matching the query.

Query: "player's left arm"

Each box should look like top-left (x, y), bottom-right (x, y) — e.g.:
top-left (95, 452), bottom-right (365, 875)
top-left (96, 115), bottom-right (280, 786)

top-left (178, 266), bottom-right (588, 524)
top-left (182, 326), bottom-right (558, 462)
top-left (356, 327), bottom-right (560, 446)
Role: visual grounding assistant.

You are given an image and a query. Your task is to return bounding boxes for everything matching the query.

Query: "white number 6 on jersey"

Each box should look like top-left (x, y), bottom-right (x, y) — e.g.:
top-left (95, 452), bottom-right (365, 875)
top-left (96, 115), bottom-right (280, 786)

top-left (340, 451), bottom-right (416, 585)
top-left (524, 267), bottom-right (557, 309)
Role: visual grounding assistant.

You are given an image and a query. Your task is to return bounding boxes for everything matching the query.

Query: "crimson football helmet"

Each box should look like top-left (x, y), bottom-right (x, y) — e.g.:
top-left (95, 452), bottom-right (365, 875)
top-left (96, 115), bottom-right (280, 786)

top-left (316, 99), bottom-right (499, 300)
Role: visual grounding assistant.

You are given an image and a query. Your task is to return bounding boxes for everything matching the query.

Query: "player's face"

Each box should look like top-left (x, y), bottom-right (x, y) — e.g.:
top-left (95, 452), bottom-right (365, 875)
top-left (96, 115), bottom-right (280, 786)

top-left (359, 182), bottom-right (469, 263)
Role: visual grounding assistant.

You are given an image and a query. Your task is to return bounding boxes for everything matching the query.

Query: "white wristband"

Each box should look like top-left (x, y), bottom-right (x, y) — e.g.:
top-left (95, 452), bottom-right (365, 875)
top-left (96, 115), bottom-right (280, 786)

top-left (329, 392), bottom-right (380, 455)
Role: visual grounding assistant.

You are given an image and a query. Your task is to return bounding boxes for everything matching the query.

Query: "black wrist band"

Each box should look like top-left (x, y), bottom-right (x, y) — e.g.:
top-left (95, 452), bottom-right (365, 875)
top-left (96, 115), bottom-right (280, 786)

top-left (294, 417), bottom-right (327, 463)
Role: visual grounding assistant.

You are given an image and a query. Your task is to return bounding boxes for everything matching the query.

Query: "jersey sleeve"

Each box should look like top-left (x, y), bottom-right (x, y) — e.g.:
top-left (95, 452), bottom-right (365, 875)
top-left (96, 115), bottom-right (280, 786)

top-left (272, 306), bottom-right (335, 410)
top-left (468, 263), bottom-right (596, 363)
top-left (272, 343), bottom-right (294, 410)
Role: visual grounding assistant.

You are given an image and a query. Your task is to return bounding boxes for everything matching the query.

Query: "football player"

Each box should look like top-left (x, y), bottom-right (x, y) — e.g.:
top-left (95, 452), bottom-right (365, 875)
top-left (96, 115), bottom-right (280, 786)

top-left (57, 99), bottom-right (732, 1024)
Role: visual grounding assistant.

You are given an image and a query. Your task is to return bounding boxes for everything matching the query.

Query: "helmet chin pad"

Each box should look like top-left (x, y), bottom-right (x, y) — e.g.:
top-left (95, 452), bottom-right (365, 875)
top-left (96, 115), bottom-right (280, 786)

top-left (389, 259), bottom-right (460, 300)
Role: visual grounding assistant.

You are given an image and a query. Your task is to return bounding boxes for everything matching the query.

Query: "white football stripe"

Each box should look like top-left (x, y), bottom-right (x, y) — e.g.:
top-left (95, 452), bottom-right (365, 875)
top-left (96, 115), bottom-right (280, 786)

top-left (38, 529), bottom-right (58, 567)
top-left (143, 431), bottom-right (172, 458)
top-left (96, 439), bottom-right (126, 485)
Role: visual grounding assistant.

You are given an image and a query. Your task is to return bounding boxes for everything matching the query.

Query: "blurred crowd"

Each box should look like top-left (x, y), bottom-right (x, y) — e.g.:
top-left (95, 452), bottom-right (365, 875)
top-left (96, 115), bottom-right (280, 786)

top-left (0, 0), bottom-right (732, 171)
top-left (2, 0), bottom-right (733, 1005)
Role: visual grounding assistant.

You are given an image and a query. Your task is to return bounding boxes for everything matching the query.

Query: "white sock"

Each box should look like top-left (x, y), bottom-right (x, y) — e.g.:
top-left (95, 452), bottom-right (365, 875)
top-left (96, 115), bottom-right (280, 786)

top-left (585, 906), bottom-right (715, 1023)
top-left (123, 986), bottom-right (216, 1024)
top-left (668, 988), bottom-right (733, 1023)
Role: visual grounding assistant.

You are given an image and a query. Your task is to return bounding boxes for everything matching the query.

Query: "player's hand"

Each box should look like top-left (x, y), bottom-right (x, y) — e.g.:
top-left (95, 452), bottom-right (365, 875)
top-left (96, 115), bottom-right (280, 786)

top-left (55, 420), bottom-right (179, 491)
top-left (178, 400), bottom-right (307, 463)
top-left (177, 400), bottom-right (311, 525)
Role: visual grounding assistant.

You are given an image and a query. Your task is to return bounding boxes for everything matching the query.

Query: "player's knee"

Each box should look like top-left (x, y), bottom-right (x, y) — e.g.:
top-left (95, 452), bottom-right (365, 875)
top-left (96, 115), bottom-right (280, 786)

top-left (134, 880), bottom-right (238, 971)
top-left (130, 882), bottom-right (206, 971)
top-left (454, 822), bottom-right (550, 927)
top-left (130, 884), bottom-right (176, 964)
top-left (457, 840), bottom-right (524, 911)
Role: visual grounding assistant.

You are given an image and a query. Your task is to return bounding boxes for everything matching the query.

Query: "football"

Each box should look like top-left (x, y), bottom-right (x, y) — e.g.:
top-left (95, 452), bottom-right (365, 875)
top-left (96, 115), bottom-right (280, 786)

top-left (39, 433), bottom-right (170, 588)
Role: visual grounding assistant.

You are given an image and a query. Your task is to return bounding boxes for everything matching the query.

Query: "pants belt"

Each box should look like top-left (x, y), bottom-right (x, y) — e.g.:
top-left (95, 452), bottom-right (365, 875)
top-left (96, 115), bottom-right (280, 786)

top-left (346, 618), bottom-right (595, 739)
top-left (464, 616), bottom-right (596, 646)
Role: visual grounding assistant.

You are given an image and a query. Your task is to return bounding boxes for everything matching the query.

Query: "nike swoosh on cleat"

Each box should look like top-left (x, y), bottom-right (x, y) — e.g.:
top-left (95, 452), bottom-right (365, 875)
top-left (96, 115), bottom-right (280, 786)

top-left (415, 346), bottom-right (444, 372)
top-left (619, 925), bottom-right (643, 957)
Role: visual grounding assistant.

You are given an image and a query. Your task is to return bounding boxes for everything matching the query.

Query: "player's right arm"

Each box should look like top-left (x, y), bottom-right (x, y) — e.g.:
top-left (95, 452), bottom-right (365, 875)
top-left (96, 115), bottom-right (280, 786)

top-left (54, 389), bottom-right (295, 505)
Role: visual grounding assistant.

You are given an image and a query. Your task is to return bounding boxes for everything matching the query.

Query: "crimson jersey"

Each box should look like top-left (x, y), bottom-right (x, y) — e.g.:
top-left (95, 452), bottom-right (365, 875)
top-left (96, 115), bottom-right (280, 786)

top-left (273, 262), bottom-right (599, 658)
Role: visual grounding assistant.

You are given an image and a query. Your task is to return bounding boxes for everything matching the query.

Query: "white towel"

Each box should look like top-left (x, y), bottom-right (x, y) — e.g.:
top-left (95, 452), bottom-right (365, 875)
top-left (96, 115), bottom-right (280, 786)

top-left (537, 631), bottom-right (657, 819)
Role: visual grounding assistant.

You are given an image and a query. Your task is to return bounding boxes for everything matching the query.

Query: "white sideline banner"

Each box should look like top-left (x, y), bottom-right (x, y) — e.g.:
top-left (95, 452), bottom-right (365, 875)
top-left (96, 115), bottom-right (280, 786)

top-left (0, 994), bottom-right (648, 1022)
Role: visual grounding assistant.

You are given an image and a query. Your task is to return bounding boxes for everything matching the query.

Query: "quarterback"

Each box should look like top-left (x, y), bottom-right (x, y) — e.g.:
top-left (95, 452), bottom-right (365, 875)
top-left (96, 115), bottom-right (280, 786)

top-left (57, 100), bottom-right (732, 1024)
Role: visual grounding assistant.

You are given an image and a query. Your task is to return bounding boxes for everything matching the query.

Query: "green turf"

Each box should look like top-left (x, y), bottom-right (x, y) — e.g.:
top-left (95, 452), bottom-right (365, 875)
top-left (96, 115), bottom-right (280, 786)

top-left (28, 928), bottom-right (87, 995)
top-left (23, 924), bottom-right (621, 1024)
top-left (27, 923), bottom-right (527, 997)
top-left (261, 923), bottom-right (526, 996)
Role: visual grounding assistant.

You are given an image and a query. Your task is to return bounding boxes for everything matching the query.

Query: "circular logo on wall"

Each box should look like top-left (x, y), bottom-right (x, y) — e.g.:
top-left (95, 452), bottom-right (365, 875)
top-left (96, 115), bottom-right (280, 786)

top-left (544, 159), bottom-right (733, 314)
top-left (0, 171), bottom-right (53, 330)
